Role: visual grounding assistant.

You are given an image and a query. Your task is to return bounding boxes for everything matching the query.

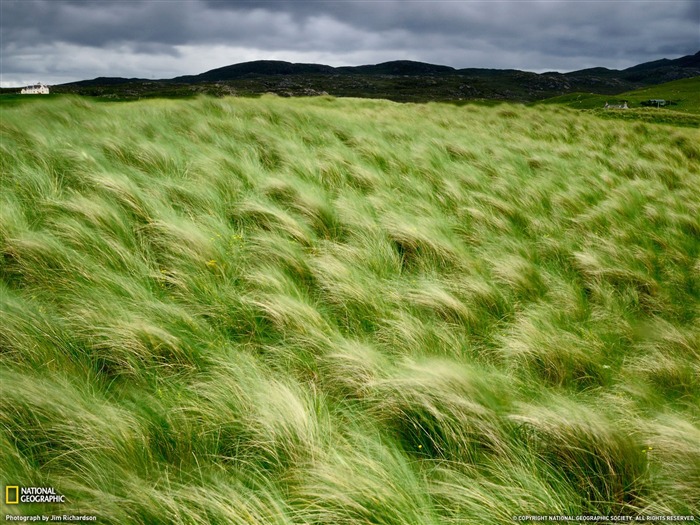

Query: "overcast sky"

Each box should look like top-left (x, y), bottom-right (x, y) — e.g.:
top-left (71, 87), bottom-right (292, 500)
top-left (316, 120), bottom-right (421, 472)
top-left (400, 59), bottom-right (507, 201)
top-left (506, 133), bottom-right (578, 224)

top-left (1, 0), bottom-right (698, 87)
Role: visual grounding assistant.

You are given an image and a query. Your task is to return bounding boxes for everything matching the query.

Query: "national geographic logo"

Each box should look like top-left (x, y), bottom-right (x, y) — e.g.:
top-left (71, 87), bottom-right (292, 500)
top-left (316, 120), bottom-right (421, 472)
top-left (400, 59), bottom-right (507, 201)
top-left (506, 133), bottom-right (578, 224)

top-left (5, 486), bottom-right (65, 504)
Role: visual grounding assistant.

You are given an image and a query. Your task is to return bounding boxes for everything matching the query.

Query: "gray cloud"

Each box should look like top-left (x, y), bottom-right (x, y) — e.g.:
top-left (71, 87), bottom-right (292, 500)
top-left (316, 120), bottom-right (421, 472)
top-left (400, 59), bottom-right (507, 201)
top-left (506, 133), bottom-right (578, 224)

top-left (1, 0), bottom-right (698, 86)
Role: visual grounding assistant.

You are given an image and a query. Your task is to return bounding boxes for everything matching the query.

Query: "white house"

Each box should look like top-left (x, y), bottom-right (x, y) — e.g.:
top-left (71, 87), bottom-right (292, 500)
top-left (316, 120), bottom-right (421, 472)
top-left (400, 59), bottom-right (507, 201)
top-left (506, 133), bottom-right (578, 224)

top-left (604, 101), bottom-right (628, 110)
top-left (20, 83), bottom-right (50, 95)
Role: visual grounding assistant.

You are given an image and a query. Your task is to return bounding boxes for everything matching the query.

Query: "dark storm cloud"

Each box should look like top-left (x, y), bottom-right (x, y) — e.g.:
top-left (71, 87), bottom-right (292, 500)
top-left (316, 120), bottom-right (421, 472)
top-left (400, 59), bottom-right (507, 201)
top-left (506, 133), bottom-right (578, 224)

top-left (1, 0), bottom-right (698, 86)
top-left (2, 1), bottom-right (190, 47)
top-left (199, 0), bottom-right (699, 57)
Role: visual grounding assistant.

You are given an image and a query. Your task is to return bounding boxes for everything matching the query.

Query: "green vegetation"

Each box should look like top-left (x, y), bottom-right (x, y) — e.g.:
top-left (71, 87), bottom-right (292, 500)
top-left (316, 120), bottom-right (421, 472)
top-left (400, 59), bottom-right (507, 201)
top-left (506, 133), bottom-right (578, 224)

top-left (536, 77), bottom-right (700, 127)
top-left (628, 76), bottom-right (700, 113)
top-left (1, 95), bottom-right (699, 523)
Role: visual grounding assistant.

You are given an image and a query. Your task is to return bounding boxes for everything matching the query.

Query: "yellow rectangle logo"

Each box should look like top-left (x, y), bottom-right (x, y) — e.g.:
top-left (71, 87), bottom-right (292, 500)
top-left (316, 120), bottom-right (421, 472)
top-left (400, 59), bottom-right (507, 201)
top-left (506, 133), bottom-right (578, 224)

top-left (5, 486), bottom-right (19, 504)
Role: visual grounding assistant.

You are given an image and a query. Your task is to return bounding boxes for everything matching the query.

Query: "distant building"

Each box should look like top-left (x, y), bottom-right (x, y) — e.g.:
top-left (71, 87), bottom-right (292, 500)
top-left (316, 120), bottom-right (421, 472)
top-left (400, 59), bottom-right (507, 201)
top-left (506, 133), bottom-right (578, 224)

top-left (641, 99), bottom-right (666, 107)
top-left (20, 83), bottom-right (50, 95)
top-left (604, 101), bottom-right (628, 109)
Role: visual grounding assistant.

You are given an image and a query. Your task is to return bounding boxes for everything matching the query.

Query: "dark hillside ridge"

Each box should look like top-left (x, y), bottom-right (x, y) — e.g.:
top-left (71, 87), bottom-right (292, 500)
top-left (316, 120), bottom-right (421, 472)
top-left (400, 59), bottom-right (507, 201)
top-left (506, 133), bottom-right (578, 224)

top-left (338, 60), bottom-right (456, 76)
top-left (173, 60), bottom-right (338, 82)
top-left (44, 50), bottom-right (700, 102)
top-left (457, 68), bottom-right (523, 77)
top-left (166, 52), bottom-right (700, 84)
top-left (563, 67), bottom-right (615, 77)
top-left (173, 60), bottom-right (460, 80)
top-left (67, 76), bottom-right (150, 86)
top-left (623, 50), bottom-right (700, 72)
top-left (619, 51), bottom-right (700, 83)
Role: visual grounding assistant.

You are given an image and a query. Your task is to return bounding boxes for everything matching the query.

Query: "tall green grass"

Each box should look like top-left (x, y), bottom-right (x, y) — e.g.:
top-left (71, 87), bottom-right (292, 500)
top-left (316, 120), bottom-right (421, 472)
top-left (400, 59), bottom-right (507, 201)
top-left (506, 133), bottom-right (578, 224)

top-left (1, 95), bottom-right (699, 523)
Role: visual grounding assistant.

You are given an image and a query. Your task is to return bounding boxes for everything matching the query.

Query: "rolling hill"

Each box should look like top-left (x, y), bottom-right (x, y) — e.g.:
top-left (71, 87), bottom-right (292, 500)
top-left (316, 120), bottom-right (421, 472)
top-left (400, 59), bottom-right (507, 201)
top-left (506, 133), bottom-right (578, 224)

top-left (5, 51), bottom-right (695, 103)
top-left (535, 77), bottom-right (700, 127)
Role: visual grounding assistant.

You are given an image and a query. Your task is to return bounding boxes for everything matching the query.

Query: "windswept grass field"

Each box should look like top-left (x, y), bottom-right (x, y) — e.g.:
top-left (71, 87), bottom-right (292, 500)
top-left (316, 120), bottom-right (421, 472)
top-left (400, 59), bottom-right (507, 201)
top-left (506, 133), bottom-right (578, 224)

top-left (1, 95), bottom-right (699, 524)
